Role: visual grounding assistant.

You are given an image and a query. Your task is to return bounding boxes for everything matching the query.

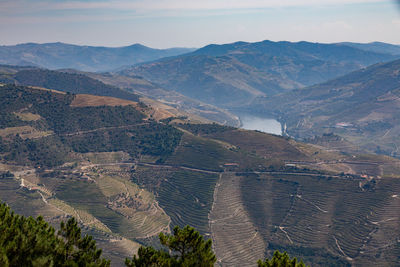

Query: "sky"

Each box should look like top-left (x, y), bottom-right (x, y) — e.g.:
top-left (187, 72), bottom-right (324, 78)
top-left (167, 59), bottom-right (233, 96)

top-left (1, 0), bottom-right (400, 48)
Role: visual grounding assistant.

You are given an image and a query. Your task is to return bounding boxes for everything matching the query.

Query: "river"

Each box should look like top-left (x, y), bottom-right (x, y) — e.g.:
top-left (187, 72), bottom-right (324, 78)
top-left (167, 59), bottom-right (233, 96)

top-left (240, 116), bottom-right (282, 135)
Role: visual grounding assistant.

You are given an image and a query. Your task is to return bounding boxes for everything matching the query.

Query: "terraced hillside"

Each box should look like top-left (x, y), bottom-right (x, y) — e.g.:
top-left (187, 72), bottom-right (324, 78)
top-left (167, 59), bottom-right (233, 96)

top-left (0, 84), bottom-right (182, 265)
top-left (176, 122), bottom-right (400, 266)
top-left (1, 83), bottom-right (400, 266)
top-left (210, 172), bottom-right (265, 266)
top-left (254, 58), bottom-right (400, 158)
top-left (240, 172), bottom-right (400, 266)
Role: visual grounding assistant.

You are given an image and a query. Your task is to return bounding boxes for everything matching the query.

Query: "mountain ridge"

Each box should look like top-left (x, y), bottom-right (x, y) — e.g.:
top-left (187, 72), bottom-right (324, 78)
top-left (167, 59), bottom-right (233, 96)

top-left (0, 42), bottom-right (195, 72)
top-left (120, 40), bottom-right (398, 108)
top-left (338, 41), bottom-right (400, 55)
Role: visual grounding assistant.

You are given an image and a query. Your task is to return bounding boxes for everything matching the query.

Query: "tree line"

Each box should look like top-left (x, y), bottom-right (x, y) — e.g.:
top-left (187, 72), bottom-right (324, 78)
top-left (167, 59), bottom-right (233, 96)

top-left (0, 202), bottom-right (308, 267)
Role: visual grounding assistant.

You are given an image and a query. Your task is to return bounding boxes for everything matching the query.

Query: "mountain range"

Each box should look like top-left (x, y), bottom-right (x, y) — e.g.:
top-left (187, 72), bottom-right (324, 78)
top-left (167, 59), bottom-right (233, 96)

top-left (119, 40), bottom-right (399, 108)
top-left (339, 42), bottom-right (400, 55)
top-left (0, 42), bottom-right (195, 72)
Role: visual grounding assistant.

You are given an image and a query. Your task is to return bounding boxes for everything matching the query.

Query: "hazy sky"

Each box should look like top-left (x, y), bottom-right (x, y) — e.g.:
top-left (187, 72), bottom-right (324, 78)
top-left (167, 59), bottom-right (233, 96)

top-left (1, 0), bottom-right (400, 48)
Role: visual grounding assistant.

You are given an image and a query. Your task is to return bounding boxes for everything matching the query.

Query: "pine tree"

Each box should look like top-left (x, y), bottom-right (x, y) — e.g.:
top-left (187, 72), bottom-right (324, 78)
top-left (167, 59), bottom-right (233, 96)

top-left (0, 202), bottom-right (110, 266)
top-left (59, 217), bottom-right (110, 266)
top-left (257, 250), bottom-right (308, 267)
top-left (125, 225), bottom-right (216, 267)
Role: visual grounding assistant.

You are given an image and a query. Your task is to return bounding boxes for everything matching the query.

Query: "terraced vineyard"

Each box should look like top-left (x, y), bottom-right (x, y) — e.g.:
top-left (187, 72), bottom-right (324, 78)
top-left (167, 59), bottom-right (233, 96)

top-left (133, 166), bottom-right (219, 235)
top-left (1, 83), bottom-right (400, 266)
top-left (210, 173), bottom-right (265, 266)
top-left (238, 173), bottom-right (400, 266)
top-left (166, 132), bottom-right (269, 171)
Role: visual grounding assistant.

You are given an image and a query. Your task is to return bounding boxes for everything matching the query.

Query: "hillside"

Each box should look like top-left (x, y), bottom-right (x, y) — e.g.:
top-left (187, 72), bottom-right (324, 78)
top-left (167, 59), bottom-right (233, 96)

top-left (253, 58), bottom-right (400, 157)
top-left (0, 65), bottom-right (240, 127)
top-left (79, 71), bottom-right (241, 126)
top-left (0, 66), bottom-right (140, 102)
top-left (339, 42), bottom-right (400, 55)
top-left (119, 40), bottom-right (398, 108)
top-left (1, 84), bottom-right (400, 266)
top-left (0, 42), bottom-right (195, 72)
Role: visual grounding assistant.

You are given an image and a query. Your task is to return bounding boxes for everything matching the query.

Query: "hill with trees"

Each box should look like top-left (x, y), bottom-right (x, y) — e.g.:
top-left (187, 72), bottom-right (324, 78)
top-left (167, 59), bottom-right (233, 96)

top-left (0, 65), bottom-right (241, 127)
top-left (1, 203), bottom-right (308, 267)
top-left (0, 67), bottom-right (140, 102)
top-left (0, 203), bottom-right (110, 266)
top-left (1, 84), bottom-right (400, 266)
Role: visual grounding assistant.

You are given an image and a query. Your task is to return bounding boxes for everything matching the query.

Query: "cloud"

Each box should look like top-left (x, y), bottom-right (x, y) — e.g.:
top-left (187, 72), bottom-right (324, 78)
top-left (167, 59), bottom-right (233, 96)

top-left (0, 0), bottom-right (391, 14)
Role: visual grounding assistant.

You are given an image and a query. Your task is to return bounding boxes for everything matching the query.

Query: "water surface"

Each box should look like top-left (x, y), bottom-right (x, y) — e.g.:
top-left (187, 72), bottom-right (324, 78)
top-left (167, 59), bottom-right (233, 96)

top-left (240, 116), bottom-right (282, 135)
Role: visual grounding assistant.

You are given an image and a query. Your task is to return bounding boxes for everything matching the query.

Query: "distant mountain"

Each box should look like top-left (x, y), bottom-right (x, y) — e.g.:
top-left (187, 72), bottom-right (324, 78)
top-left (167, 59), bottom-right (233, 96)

top-left (119, 40), bottom-right (398, 108)
top-left (339, 42), bottom-right (400, 55)
top-left (254, 58), bottom-right (400, 157)
top-left (0, 42), bottom-right (195, 72)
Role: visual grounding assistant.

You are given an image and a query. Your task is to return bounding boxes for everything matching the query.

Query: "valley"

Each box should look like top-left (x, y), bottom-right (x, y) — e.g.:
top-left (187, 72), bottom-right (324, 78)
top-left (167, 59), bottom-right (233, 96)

top-left (255, 58), bottom-right (400, 158)
top-left (1, 39), bottom-right (400, 266)
top-left (3, 0), bottom-right (400, 265)
top-left (119, 40), bottom-right (398, 108)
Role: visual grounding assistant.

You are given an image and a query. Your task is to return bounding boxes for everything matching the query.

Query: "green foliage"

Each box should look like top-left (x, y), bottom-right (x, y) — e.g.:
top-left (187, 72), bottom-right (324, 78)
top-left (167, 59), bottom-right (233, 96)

top-left (267, 243), bottom-right (351, 267)
top-left (63, 122), bottom-right (182, 158)
top-left (0, 112), bottom-right (25, 129)
top-left (39, 105), bottom-right (144, 135)
top-left (0, 202), bottom-right (110, 266)
top-left (177, 123), bottom-right (233, 136)
top-left (15, 69), bottom-right (140, 102)
top-left (0, 84), bottom-right (144, 134)
top-left (4, 135), bottom-right (69, 168)
top-left (0, 171), bottom-right (14, 179)
top-left (0, 84), bottom-right (181, 167)
top-left (125, 246), bottom-right (171, 267)
top-left (125, 225), bottom-right (216, 267)
top-left (258, 250), bottom-right (308, 267)
top-left (0, 136), bottom-right (5, 151)
top-left (0, 84), bottom-right (74, 115)
top-left (59, 217), bottom-right (110, 266)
